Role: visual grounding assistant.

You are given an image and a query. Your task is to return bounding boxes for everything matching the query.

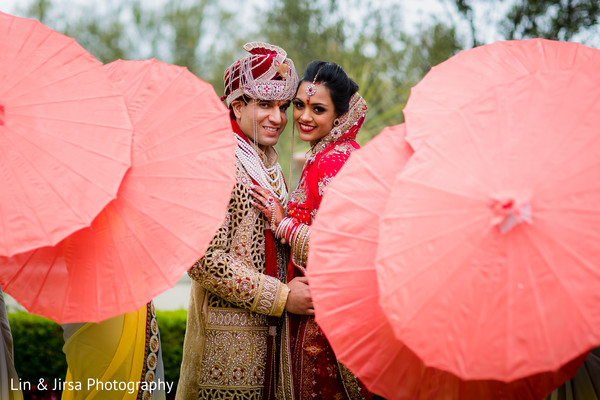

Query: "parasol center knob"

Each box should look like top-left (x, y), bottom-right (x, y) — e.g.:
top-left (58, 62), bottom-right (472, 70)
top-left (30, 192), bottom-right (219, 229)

top-left (0, 104), bottom-right (4, 126)
top-left (492, 199), bottom-right (532, 234)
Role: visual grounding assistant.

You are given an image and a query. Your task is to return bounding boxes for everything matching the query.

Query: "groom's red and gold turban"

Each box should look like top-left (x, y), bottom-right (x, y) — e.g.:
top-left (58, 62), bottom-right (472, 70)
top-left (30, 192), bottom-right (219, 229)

top-left (222, 41), bottom-right (298, 107)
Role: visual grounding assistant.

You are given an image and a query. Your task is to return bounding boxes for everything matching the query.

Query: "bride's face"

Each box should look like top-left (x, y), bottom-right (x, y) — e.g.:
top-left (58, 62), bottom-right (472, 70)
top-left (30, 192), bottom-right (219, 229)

top-left (293, 81), bottom-right (337, 145)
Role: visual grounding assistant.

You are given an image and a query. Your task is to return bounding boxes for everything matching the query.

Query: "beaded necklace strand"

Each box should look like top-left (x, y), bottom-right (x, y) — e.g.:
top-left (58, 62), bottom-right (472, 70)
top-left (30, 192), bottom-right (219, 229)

top-left (235, 133), bottom-right (288, 205)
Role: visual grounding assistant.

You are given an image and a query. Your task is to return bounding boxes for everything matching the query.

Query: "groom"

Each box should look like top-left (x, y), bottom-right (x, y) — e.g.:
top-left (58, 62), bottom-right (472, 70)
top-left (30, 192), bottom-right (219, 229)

top-left (176, 42), bottom-right (312, 400)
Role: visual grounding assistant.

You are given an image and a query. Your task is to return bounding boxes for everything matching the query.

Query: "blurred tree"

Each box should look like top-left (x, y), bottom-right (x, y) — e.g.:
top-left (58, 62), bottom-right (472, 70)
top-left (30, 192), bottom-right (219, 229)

top-left (165, 0), bottom-right (209, 74)
top-left (154, 0), bottom-right (240, 86)
top-left (453, 0), bottom-right (600, 46)
top-left (403, 22), bottom-right (463, 84)
top-left (25, 0), bottom-right (51, 23)
top-left (501, 0), bottom-right (600, 41)
top-left (454, 0), bottom-right (482, 46)
top-left (260, 0), bottom-right (346, 74)
top-left (63, 4), bottom-right (131, 63)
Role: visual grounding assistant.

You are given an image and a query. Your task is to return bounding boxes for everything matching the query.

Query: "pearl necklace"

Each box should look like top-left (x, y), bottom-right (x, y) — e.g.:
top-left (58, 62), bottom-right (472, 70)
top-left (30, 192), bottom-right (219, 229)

top-left (235, 133), bottom-right (288, 205)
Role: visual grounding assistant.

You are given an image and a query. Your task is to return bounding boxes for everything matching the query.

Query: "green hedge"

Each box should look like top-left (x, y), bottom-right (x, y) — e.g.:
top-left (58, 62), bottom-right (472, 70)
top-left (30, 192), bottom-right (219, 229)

top-left (8, 309), bottom-right (187, 399)
top-left (156, 309), bottom-right (187, 392)
top-left (9, 311), bottom-right (67, 391)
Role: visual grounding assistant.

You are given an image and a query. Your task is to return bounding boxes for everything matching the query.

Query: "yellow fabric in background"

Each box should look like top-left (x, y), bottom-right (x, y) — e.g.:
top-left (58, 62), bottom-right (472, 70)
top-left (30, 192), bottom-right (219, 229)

top-left (61, 306), bottom-right (147, 400)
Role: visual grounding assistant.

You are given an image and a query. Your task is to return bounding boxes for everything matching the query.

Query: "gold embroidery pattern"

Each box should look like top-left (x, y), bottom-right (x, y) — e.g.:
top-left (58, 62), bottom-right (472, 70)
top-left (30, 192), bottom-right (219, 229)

top-left (254, 275), bottom-right (277, 315)
top-left (140, 302), bottom-right (160, 400)
top-left (188, 162), bottom-right (284, 315)
top-left (317, 175), bottom-right (333, 197)
top-left (300, 319), bottom-right (321, 400)
top-left (338, 362), bottom-right (368, 400)
top-left (333, 143), bottom-right (354, 155)
top-left (278, 315), bottom-right (294, 400)
top-left (317, 143), bottom-right (358, 172)
top-left (290, 186), bottom-right (307, 204)
top-left (198, 388), bottom-right (263, 400)
top-left (207, 308), bottom-right (268, 328)
top-left (199, 309), bottom-right (268, 395)
top-left (310, 208), bottom-right (318, 223)
top-left (303, 345), bottom-right (324, 357)
top-left (182, 160), bottom-right (290, 400)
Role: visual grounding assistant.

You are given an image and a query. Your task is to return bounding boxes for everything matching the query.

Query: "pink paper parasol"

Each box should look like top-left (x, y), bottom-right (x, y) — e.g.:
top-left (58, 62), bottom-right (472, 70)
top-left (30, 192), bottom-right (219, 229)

top-left (403, 38), bottom-right (599, 151)
top-left (307, 124), bottom-right (584, 399)
top-left (0, 12), bottom-right (133, 256)
top-left (0, 59), bottom-right (236, 323)
top-left (377, 40), bottom-right (600, 381)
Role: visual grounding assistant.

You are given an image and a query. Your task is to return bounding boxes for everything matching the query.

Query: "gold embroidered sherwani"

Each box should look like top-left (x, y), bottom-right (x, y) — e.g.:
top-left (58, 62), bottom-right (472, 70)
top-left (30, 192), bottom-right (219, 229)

top-left (176, 150), bottom-right (290, 400)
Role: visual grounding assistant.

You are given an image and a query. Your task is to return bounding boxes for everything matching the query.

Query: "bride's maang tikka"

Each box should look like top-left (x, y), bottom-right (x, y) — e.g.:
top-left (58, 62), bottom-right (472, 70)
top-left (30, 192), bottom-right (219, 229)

top-left (305, 69), bottom-right (321, 104)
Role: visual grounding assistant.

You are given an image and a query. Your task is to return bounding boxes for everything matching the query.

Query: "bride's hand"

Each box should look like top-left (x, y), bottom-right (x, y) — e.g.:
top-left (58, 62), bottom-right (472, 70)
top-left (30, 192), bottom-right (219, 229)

top-left (250, 185), bottom-right (286, 229)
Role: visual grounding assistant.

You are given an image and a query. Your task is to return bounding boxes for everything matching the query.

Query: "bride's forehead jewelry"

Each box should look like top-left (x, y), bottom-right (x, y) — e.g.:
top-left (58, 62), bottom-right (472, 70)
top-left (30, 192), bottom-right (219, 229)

top-left (305, 69), bottom-right (321, 104)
